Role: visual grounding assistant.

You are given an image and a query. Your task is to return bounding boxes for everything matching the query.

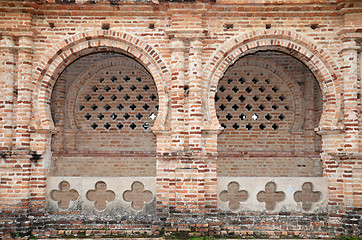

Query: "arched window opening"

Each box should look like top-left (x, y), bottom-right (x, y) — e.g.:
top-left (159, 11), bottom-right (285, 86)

top-left (216, 51), bottom-right (322, 177)
top-left (50, 52), bottom-right (158, 177)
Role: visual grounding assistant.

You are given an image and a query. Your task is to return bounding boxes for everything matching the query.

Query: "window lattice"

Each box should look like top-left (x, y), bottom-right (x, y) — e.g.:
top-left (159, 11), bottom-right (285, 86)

top-left (216, 67), bottom-right (293, 132)
top-left (76, 66), bottom-right (158, 131)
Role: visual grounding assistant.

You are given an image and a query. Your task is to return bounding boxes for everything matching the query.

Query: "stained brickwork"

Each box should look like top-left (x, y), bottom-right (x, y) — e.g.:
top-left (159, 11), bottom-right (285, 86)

top-left (0, 0), bottom-right (361, 239)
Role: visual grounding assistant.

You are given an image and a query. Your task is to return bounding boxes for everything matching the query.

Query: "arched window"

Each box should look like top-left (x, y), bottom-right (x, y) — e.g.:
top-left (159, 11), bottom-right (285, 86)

top-left (216, 51), bottom-right (322, 177)
top-left (50, 52), bottom-right (158, 177)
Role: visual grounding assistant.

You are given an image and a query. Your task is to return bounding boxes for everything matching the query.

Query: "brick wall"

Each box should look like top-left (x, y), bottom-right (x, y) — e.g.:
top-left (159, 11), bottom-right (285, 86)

top-left (0, 0), bottom-right (361, 238)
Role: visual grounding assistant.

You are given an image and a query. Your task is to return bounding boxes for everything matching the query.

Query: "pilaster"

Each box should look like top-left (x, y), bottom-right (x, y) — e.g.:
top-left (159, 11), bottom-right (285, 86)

top-left (188, 39), bottom-right (203, 153)
top-left (341, 40), bottom-right (359, 152)
top-left (170, 39), bottom-right (186, 152)
top-left (14, 36), bottom-right (34, 151)
top-left (0, 36), bottom-right (16, 151)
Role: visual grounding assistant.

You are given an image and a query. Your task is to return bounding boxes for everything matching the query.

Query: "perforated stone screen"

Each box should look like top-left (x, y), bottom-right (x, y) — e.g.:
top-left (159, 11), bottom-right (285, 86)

top-left (216, 65), bottom-right (294, 151)
top-left (72, 62), bottom-right (158, 152)
top-left (76, 66), bottom-right (158, 132)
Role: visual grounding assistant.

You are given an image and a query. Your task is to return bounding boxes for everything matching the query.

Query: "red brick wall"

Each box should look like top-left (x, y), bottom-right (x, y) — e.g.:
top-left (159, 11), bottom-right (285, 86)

top-left (52, 154), bottom-right (156, 177)
top-left (0, 0), bottom-right (361, 238)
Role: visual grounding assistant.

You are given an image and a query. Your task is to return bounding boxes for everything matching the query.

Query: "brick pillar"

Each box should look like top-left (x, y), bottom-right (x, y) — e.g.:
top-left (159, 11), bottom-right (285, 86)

top-left (188, 39), bottom-right (203, 152)
top-left (170, 39), bottom-right (186, 152)
top-left (156, 39), bottom-right (186, 220)
top-left (156, 37), bottom-right (217, 228)
top-left (340, 39), bottom-right (361, 236)
top-left (188, 39), bottom-right (218, 216)
top-left (202, 154), bottom-right (217, 217)
top-left (341, 39), bottom-right (359, 152)
top-left (0, 35), bottom-right (34, 238)
top-left (14, 36), bottom-right (34, 150)
top-left (0, 36), bottom-right (16, 151)
top-left (323, 39), bottom-right (360, 237)
top-left (11, 35), bottom-right (34, 237)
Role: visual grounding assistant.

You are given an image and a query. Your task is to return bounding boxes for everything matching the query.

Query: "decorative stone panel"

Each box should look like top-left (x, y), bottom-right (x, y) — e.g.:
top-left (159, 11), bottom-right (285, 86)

top-left (218, 177), bottom-right (328, 213)
top-left (46, 177), bottom-right (83, 212)
top-left (46, 177), bottom-right (156, 215)
top-left (257, 181), bottom-right (286, 211)
top-left (86, 181), bottom-right (116, 211)
top-left (123, 181), bottom-right (153, 211)
top-left (293, 182), bottom-right (322, 211)
top-left (49, 181), bottom-right (79, 210)
top-left (219, 181), bottom-right (248, 211)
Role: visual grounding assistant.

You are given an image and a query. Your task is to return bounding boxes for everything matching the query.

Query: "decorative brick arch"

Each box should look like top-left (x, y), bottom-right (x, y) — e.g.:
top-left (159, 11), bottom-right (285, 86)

top-left (32, 30), bottom-right (170, 132)
top-left (204, 30), bottom-right (340, 131)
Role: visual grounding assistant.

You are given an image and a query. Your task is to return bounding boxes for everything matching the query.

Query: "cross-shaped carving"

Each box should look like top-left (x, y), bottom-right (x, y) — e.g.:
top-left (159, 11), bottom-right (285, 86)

top-left (50, 181), bottom-right (79, 209)
top-left (123, 181), bottom-right (153, 211)
top-left (86, 181), bottom-right (115, 211)
top-left (294, 182), bottom-right (321, 211)
top-left (257, 181), bottom-right (285, 211)
top-left (219, 181), bottom-right (248, 211)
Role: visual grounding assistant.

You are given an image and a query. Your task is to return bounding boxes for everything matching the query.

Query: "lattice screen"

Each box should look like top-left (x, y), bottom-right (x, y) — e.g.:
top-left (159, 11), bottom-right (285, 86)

top-left (215, 63), bottom-right (298, 153)
top-left (216, 66), bottom-right (293, 132)
top-left (76, 66), bottom-right (158, 132)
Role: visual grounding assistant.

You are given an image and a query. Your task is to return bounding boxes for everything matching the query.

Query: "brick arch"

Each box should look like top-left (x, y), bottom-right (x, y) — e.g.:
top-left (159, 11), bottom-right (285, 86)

top-left (32, 30), bottom-right (170, 131)
top-left (204, 30), bottom-right (340, 131)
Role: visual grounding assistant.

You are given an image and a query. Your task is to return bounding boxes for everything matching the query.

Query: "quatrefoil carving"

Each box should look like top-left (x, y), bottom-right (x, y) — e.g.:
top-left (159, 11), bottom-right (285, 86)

top-left (220, 181), bottom-right (248, 211)
top-left (50, 181), bottom-right (79, 210)
top-left (123, 181), bottom-right (153, 211)
top-left (86, 181), bottom-right (115, 211)
top-left (257, 181), bottom-right (285, 211)
top-left (294, 182), bottom-right (321, 211)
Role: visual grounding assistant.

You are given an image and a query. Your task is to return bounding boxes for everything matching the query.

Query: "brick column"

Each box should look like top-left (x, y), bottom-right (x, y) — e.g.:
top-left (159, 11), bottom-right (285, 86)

top-left (157, 154), bottom-right (214, 221)
top-left (0, 35), bottom-right (34, 238)
top-left (14, 36), bottom-right (34, 150)
top-left (188, 39), bottom-right (203, 153)
top-left (0, 36), bottom-right (16, 151)
top-left (340, 40), bottom-right (361, 236)
top-left (188, 39), bottom-right (218, 216)
top-left (156, 36), bottom-right (217, 225)
top-left (323, 39), bottom-right (360, 236)
top-left (13, 36), bottom-right (34, 237)
top-left (341, 39), bottom-right (359, 152)
top-left (170, 39), bottom-right (186, 152)
top-left (156, 39), bottom-right (187, 220)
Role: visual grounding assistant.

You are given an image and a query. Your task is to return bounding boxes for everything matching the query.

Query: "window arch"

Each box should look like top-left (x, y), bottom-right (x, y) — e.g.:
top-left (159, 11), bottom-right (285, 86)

top-left (51, 53), bottom-right (159, 176)
top-left (216, 52), bottom-right (322, 177)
